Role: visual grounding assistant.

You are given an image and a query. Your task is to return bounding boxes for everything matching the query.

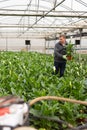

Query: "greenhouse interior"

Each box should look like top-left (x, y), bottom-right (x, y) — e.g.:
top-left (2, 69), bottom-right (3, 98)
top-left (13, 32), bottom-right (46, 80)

top-left (0, 0), bottom-right (87, 130)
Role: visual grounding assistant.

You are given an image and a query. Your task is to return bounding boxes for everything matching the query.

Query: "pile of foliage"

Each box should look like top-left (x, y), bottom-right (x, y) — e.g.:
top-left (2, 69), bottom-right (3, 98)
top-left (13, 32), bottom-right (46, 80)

top-left (0, 51), bottom-right (87, 129)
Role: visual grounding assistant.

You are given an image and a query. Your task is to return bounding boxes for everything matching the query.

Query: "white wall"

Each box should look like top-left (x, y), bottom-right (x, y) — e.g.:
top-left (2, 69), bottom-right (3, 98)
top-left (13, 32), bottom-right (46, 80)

top-left (0, 37), bottom-right (87, 53)
top-left (0, 38), bottom-right (45, 52)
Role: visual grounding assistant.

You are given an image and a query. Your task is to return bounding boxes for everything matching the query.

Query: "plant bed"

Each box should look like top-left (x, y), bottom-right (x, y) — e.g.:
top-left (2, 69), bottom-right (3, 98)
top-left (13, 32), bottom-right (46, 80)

top-left (0, 51), bottom-right (87, 130)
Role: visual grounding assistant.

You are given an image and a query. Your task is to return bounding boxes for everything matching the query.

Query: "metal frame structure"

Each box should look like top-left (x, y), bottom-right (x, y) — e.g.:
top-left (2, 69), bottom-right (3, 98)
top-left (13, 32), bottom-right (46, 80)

top-left (0, 0), bottom-right (87, 39)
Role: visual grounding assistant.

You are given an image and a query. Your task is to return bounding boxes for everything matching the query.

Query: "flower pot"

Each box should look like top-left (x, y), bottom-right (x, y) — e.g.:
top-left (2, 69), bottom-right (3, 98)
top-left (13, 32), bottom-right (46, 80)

top-left (67, 56), bottom-right (72, 60)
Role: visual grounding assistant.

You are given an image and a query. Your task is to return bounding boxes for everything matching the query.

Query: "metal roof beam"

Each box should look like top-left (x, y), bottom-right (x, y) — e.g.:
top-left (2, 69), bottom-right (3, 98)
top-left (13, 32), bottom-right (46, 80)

top-left (0, 25), bottom-right (85, 28)
top-left (0, 9), bottom-right (86, 14)
top-left (0, 13), bottom-right (87, 18)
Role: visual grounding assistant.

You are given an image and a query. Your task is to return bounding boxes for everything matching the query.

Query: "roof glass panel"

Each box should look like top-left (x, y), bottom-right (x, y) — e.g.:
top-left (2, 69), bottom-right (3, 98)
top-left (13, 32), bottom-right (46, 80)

top-left (0, 0), bottom-right (87, 38)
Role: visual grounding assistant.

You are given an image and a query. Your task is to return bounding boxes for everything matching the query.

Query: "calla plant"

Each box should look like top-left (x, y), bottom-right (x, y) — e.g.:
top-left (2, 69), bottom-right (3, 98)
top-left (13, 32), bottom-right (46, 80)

top-left (66, 42), bottom-right (74, 56)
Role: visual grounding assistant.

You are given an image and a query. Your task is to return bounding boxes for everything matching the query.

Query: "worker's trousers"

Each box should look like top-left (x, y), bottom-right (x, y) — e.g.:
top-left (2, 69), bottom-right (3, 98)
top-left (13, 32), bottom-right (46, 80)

top-left (54, 61), bottom-right (66, 77)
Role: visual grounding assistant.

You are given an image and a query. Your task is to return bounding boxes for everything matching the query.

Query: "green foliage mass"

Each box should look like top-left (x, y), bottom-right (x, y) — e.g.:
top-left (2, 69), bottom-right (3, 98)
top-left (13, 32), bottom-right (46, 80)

top-left (0, 51), bottom-right (87, 129)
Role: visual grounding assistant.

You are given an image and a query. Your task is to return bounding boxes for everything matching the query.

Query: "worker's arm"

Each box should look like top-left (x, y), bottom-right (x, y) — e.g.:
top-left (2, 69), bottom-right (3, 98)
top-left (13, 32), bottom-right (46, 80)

top-left (54, 44), bottom-right (63, 58)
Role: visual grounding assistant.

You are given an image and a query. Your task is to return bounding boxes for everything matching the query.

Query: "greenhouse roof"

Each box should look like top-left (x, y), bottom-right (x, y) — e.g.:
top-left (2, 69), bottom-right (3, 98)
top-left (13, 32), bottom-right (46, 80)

top-left (0, 0), bottom-right (87, 39)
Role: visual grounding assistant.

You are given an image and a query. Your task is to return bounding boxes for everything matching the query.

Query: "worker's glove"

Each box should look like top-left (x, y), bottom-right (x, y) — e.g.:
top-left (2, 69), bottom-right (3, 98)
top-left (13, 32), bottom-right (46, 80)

top-left (63, 55), bottom-right (67, 60)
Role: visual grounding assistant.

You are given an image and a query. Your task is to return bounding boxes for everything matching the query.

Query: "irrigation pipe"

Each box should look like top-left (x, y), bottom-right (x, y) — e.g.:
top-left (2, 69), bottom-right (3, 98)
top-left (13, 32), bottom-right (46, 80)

top-left (29, 96), bottom-right (87, 130)
top-left (29, 96), bottom-right (87, 106)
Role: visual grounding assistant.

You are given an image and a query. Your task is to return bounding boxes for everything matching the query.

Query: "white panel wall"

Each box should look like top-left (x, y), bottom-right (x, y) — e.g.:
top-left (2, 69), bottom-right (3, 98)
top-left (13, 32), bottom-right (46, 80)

top-left (0, 37), bottom-right (87, 53)
top-left (0, 38), bottom-right (45, 52)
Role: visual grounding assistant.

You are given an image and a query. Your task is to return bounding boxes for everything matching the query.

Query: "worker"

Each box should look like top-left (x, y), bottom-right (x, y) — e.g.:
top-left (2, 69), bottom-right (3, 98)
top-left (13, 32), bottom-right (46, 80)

top-left (53, 34), bottom-right (67, 77)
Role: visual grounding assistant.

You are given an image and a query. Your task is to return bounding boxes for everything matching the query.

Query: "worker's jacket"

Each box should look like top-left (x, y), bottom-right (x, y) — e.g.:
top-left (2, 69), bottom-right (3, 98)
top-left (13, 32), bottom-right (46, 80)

top-left (54, 42), bottom-right (67, 62)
